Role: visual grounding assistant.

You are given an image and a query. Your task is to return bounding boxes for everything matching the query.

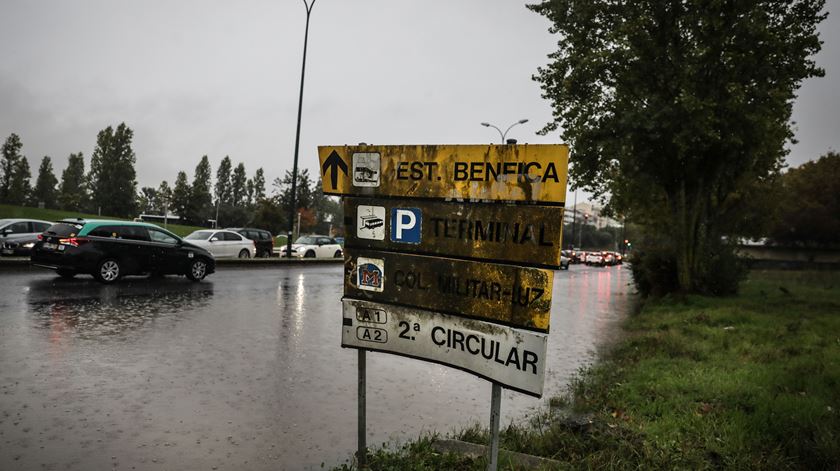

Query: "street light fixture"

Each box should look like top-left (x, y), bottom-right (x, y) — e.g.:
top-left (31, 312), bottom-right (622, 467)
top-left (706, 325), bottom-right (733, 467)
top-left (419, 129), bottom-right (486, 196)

top-left (286, 0), bottom-right (316, 258)
top-left (480, 119), bottom-right (529, 143)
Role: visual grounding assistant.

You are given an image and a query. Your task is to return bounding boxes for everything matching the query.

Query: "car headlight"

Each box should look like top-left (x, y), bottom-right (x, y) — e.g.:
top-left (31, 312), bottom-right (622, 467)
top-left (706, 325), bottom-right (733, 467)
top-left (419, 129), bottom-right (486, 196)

top-left (23, 242), bottom-right (35, 248)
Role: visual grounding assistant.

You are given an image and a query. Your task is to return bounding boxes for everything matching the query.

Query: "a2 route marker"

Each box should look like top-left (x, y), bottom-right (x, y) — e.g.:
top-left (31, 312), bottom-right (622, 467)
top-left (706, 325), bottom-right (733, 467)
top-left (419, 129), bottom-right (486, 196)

top-left (320, 143), bottom-right (569, 468)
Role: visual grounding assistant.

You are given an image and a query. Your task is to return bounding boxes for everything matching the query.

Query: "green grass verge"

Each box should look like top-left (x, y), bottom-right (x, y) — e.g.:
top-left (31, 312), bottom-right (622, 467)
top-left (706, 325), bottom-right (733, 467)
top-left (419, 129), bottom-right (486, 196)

top-left (0, 204), bottom-right (206, 237)
top-left (334, 270), bottom-right (840, 470)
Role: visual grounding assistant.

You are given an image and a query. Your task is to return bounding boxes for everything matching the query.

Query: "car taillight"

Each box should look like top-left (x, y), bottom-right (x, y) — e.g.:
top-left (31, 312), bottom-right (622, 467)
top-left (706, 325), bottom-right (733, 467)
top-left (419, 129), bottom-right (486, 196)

top-left (37, 234), bottom-right (43, 240)
top-left (59, 237), bottom-right (88, 247)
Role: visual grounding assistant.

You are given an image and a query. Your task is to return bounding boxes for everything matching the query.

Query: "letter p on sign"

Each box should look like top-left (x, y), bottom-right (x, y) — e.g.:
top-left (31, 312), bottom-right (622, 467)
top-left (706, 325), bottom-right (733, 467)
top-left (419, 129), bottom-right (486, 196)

top-left (390, 208), bottom-right (422, 244)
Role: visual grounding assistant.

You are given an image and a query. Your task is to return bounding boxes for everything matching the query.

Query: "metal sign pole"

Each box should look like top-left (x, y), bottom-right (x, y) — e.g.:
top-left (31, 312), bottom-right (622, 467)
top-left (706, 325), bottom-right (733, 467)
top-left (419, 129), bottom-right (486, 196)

top-left (487, 382), bottom-right (501, 471)
top-left (357, 349), bottom-right (367, 468)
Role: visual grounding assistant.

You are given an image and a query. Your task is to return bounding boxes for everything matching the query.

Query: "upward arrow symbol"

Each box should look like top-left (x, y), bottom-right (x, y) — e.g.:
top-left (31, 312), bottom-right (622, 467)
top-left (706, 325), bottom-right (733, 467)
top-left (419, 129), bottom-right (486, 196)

top-left (322, 150), bottom-right (348, 190)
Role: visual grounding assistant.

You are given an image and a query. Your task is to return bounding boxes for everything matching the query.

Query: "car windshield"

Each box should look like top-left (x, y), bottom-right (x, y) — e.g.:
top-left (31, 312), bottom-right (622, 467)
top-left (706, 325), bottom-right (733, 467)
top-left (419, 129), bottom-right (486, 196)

top-left (186, 231), bottom-right (215, 240)
top-left (295, 236), bottom-right (317, 245)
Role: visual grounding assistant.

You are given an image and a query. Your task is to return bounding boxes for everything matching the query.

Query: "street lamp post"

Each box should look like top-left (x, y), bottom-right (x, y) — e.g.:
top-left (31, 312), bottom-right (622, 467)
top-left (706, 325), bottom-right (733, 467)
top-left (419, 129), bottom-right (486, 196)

top-left (286, 0), bottom-right (316, 258)
top-left (480, 119), bottom-right (528, 143)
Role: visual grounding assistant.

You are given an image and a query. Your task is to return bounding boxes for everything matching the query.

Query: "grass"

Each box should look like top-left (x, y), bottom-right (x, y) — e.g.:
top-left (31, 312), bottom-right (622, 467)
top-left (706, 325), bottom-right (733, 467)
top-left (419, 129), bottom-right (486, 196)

top-left (0, 204), bottom-right (206, 237)
top-left (334, 270), bottom-right (840, 469)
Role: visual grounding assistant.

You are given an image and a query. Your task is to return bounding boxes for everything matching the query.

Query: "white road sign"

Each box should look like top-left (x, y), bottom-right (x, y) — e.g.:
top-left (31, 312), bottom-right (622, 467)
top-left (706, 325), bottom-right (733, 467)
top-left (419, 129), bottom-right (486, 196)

top-left (342, 298), bottom-right (548, 397)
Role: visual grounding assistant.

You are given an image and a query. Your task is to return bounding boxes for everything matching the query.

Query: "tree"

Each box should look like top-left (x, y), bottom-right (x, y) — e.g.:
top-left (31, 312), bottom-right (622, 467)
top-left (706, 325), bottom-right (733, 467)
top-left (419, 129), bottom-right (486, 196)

top-left (252, 167), bottom-right (266, 202)
top-left (137, 187), bottom-right (157, 214)
top-left (1, 133), bottom-right (24, 203)
top-left (231, 162), bottom-right (247, 207)
top-left (171, 171), bottom-right (191, 221)
top-left (58, 153), bottom-right (87, 211)
top-left (87, 123), bottom-right (138, 217)
top-left (189, 156), bottom-right (213, 225)
top-left (32, 156), bottom-right (58, 208)
top-left (274, 169), bottom-right (313, 221)
top-left (530, 0), bottom-right (826, 294)
top-left (7, 156), bottom-right (32, 206)
top-left (156, 180), bottom-right (173, 215)
top-left (214, 156), bottom-right (232, 206)
top-left (770, 151), bottom-right (840, 247)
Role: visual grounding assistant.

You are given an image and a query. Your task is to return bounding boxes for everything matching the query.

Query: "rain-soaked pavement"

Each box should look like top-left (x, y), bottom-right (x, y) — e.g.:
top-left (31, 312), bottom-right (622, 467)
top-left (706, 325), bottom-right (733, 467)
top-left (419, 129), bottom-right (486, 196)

top-left (0, 263), bottom-right (634, 470)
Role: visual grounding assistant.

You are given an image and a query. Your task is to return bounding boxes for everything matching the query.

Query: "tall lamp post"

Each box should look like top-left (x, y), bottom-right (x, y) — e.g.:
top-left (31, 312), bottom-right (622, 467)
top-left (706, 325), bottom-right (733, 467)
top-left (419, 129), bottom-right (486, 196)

top-left (286, 0), bottom-right (316, 258)
top-left (480, 119), bottom-right (528, 143)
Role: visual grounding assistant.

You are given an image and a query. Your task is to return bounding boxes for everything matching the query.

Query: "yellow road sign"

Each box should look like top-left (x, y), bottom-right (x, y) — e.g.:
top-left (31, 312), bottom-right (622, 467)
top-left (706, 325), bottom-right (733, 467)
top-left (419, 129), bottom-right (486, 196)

top-left (345, 197), bottom-right (565, 268)
top-left (344, 249), bottom-right (554, 332)
top-left (319, 144), bottom-right (569, 204)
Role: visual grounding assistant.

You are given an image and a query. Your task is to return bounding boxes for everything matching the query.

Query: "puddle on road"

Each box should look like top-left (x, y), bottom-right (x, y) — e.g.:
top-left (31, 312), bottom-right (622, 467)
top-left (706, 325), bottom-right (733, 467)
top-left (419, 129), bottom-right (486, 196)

top-left (0, 265), bottom-right (634, 470)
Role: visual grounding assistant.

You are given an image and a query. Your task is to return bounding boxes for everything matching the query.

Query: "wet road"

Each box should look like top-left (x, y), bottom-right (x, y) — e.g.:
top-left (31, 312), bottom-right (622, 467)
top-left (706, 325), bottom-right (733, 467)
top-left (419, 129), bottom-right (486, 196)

top-left (0, 263), bottom-right (633, 470)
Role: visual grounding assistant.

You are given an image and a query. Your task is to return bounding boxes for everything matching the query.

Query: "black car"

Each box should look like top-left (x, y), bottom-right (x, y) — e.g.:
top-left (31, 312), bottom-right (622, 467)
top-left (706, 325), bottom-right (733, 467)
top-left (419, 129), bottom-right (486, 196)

top-left (1, 233), bottom-right (41, 256)
top-left (226, 227), bottom-right (274, 258)
top-left (30, 219), bottom-right (215, 283)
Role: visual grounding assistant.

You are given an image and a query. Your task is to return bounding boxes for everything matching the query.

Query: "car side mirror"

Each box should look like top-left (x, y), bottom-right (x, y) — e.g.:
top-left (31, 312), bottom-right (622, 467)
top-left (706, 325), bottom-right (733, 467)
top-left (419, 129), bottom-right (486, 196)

top-left (210, 237), bottom-right (219, 242)
top-left (1, 229), bottom-right (10, 236)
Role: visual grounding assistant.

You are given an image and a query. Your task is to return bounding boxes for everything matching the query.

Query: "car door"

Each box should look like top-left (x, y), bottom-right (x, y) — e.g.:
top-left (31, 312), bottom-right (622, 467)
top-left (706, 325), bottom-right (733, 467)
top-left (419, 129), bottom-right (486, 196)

top-left (147, 227), bottom-right (184, 273)
top-left (316, 237), bottom-right (332, 258)
top-left (224, 231), bottom-right (246, 257)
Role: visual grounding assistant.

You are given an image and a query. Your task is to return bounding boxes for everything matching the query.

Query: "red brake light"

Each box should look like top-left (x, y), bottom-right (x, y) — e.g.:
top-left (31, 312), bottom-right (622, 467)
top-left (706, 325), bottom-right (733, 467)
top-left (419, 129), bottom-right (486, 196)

top-left (59, 237), bottom-right (88, 247)
top-left (37, 234), bottom-right (43, 240)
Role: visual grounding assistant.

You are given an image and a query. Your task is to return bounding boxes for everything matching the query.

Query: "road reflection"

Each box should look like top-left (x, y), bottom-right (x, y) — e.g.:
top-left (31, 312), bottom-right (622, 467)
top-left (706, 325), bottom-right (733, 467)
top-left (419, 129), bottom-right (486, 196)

top-left (26, 277), bottom-right (214, 341)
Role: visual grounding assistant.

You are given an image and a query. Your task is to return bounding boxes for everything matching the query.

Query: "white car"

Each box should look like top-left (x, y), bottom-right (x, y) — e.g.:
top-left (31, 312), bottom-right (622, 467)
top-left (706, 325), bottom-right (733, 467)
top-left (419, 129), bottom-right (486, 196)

top-left (184, 229), bottom-right (256, 259)
top-left (279, 235), bottom-right (343, 258)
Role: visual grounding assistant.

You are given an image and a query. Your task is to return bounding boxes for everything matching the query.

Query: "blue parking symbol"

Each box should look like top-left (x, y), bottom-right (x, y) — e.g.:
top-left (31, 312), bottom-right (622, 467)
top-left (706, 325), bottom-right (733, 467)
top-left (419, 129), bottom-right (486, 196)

top-left (390, 208), bottom-right (422, 244)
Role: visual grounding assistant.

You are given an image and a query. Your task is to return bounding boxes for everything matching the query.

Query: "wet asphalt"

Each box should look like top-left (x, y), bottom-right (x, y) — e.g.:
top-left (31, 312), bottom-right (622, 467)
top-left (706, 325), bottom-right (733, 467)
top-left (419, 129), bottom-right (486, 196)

top-left (0, 263), bottom-right (633, 470)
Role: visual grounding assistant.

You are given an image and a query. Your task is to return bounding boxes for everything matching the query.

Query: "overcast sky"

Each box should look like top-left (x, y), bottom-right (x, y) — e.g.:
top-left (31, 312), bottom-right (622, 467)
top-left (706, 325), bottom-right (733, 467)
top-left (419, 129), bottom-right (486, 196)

top-left (1, 1), bottom-right (837, 197)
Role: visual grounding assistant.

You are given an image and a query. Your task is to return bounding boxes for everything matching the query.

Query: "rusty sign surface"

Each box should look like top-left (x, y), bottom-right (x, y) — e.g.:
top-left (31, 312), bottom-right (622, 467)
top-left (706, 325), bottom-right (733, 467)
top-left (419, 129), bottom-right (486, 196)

top-left (342, 298), bottom-right (548, 397)
top-left (345, 197), bottom-right (565, 268)
top-left (319, 144), bottom-right (569, 204)
top-left (344, 248), bottom-right (554, 332)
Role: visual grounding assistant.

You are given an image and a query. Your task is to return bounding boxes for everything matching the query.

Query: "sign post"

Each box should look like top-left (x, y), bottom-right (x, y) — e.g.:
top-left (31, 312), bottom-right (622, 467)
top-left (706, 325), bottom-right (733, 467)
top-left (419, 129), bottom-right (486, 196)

top-left (320, 144), bottom-right (569, 469)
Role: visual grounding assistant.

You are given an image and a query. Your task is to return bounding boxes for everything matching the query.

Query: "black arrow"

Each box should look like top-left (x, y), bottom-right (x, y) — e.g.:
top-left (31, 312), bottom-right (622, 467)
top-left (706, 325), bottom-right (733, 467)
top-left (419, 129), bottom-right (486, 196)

top-left (322, 150), bottom-right (348, 190)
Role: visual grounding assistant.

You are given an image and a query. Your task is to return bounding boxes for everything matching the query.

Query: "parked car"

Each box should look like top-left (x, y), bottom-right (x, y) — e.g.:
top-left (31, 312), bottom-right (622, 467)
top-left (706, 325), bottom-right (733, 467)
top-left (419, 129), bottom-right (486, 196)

top-left (279, 235), bottom-right (343, 258)
top-left (560, 253), bottom-right (570, 270)
top-left (0, 218), bottom-right (53, 249)
top-left (184, 230), bottom-right (256, 259)
top-left (30, 219), bottom-right (215, 283)
top-left (227, 227), bottom-right (274, 258)
top-left (584, 251), bottom-right (605, 266)
top-left (1, 232), bottom-right (41, 256)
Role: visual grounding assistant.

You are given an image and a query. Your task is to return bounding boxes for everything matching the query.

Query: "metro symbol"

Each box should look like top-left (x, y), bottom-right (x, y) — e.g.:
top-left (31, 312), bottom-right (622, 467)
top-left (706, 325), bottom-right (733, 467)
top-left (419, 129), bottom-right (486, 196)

top-left (390, 208), bottom-right (422, 244)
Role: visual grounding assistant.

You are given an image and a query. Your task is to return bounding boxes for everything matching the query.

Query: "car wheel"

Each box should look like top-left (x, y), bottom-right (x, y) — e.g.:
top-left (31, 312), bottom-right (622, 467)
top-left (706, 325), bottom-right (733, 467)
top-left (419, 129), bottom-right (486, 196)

top-left (186, 259), bottom-right (208, 281)
top-left (95, 259), bottom-right (121, 284)
top-left (57, 269), bottom-right (76, 279)
top-left (334, 250), bottom-right (342, 258)
top-left (304, 250), bottom-right (316, 258)
top-left (238, 249), bottom-right (251, 259)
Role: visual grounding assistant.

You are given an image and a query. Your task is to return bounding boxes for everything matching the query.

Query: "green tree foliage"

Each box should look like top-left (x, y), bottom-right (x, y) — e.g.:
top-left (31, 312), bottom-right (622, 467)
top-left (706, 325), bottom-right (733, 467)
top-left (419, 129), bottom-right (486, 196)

top-left (171, 171), bottom-right (191, 222)
top-left (231, 162), bottom-right (247, 207)
top-left (770, 151), bottom-right (840, 246)
top-left (189, 156), bottom-right (213, 225)
top-left (7, 156), bottom-right (32, 206)
top-left (311, 177), bottom-right (343, 235)
top-left (1, 133), bottom-right (24, 203)
top-left (214, 156), bottom-right (232, 205)
top-left (137, 187), bottom-right (157, 214)
top-left (251, 198), bottom-right (287, 236)
top-left (87, 123), bottom-right (138, 217)
top-left (156, 180), bottom-right (172, 215)
top-left (32, 156), bottom-right (58, 208)
top-left (252, 167), bottom-right (266, 202)
top-left (530, 0), bottom-right (826, 294)
top-left (58, 152), bottom-right (87, 211)
top-left (274, 169), bottom-right (313, 223)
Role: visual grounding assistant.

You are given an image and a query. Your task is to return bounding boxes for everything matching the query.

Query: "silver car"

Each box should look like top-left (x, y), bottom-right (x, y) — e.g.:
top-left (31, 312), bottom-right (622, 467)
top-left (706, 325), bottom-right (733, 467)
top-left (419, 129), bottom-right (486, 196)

top-left (0, 219), bottom-right (54, 255)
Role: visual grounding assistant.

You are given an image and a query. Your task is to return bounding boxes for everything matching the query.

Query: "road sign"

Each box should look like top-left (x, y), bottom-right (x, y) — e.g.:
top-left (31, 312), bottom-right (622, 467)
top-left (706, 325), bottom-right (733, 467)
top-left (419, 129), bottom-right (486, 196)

top-left (342, 298), bottom-right (548, 397)
top-left (344, 248), bottom-right (554, 332)
top-left (319, 144), bottom-right (569, 204)
top-left (346, 197), bottom-right (565, 268)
